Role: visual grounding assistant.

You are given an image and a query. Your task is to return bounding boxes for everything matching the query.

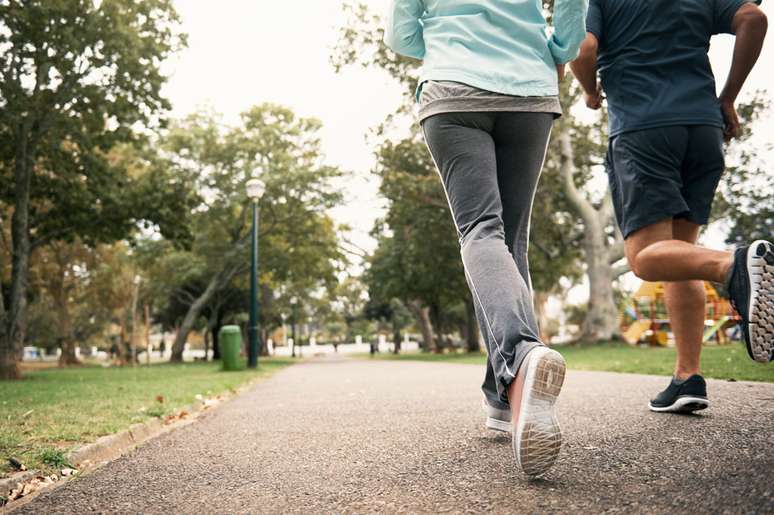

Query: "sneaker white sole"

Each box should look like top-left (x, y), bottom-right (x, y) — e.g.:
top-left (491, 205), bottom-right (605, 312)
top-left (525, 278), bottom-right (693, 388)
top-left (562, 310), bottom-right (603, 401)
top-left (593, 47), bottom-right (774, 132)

top-left (648, 396), bottom-right (710, 413)
top-left (513, 348), bottom-right (566, 477)
top-left (482, 399), bottom-right (512, 432)
top-left (485, 416), bottom-right (512, 432)
top-left (747, 240), bottom-right (774, 363)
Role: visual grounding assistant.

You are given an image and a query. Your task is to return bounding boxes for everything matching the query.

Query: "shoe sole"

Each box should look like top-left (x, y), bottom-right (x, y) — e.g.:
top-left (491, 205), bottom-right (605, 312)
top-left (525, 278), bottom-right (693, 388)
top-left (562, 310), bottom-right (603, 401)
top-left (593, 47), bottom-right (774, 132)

top-left (513, 348), bottom-right (566, 477)
top-left (482, 399), bottom-right (512, 432)
top-left (649, 395), bottom-right (710, 413)
top-left (746, 240), bottom-right (774, 363)
top-left (486, 417), bottom-right (512, 432)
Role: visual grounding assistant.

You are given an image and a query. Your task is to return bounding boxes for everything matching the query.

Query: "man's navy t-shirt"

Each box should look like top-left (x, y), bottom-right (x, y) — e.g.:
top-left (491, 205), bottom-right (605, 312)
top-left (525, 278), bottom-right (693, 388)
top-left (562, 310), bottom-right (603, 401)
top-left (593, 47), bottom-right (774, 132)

top-left (587, 0), bottom-right (757, 137)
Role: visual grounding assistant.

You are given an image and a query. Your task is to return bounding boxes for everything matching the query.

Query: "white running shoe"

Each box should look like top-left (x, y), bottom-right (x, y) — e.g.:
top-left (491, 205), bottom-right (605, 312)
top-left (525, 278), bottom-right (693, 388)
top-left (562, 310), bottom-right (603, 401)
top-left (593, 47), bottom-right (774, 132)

top-left (512, 347), bottom-right (566, 477)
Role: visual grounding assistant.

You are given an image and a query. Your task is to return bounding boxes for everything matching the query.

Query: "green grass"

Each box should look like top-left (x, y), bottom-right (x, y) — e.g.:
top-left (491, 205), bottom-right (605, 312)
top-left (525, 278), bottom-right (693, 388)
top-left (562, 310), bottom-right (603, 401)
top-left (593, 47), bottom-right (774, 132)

top-left (0, 359), bottom-right (293, 476)
top-left (367, 342), bottom-right (774, 383)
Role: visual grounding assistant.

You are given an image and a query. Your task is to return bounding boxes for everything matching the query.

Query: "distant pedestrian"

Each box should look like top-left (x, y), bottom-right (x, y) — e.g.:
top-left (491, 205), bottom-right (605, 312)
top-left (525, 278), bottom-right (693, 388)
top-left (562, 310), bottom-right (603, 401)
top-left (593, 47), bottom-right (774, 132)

top-left (385, 0), bottom-right (587, 476)
top-left (571, 0), bottom-right (772, 413)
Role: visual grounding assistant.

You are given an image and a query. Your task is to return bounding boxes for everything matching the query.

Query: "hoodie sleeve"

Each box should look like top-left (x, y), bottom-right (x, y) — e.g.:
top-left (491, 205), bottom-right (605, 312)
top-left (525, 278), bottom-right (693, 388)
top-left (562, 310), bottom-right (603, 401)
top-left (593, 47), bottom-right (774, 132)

top-left (383, 0), bottom-right (426, 60)
top-left (548, 0), bottom-right (589, 64)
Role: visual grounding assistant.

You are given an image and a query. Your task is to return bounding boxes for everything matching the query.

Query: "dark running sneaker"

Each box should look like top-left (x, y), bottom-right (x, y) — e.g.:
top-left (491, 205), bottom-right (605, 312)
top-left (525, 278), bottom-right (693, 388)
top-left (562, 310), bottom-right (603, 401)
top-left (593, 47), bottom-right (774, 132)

top-left (649, 375), bottom-right (709, 413)
top-left (727, 240), bottom-right (774, 363)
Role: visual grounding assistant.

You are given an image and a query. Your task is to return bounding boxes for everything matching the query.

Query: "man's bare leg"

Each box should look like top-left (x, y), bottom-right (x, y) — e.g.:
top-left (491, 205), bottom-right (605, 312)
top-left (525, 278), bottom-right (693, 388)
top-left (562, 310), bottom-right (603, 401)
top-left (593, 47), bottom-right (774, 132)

top-left (664, 220), bottom-right (706, 380)
top-left (625, 220), bottom-right (719, 380)
top-left (623, 219), bottom-right (713, 411)
top-left (625, 219), bottom-right (733, 284)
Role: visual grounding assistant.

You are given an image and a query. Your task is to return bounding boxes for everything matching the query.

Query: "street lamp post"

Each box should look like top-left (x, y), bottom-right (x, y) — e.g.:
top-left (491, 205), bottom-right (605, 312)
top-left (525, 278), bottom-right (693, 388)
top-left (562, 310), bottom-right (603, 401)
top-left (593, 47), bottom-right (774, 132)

top-left (246, 174), bottom-right (266, 369)
top-left (290, 296), bottom-right (298, 358)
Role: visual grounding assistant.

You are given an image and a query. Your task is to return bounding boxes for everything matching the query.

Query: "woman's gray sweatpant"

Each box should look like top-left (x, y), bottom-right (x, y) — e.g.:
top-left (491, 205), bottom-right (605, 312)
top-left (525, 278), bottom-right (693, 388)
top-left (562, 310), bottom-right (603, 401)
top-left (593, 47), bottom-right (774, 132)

top-left (421, 111), bottom-right (554, 409)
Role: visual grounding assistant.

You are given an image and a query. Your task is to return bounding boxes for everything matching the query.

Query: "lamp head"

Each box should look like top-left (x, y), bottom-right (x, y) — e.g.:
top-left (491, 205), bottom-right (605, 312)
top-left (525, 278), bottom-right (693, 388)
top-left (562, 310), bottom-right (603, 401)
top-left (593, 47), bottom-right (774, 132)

top-left (246, 178), bottom-right (266, 201)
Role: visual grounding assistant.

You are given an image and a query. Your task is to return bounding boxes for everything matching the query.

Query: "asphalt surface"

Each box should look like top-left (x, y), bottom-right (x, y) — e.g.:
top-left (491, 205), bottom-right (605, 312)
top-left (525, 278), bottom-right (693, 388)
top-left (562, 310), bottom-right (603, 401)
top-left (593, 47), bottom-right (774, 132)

top-left (15, 355), bottom-right (774, 514)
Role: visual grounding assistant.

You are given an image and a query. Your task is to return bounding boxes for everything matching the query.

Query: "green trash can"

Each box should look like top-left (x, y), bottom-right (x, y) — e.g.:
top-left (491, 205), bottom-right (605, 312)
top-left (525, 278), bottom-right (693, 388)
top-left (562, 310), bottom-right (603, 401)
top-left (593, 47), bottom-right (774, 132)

top-left (219, 325), bottom-right (244, 371)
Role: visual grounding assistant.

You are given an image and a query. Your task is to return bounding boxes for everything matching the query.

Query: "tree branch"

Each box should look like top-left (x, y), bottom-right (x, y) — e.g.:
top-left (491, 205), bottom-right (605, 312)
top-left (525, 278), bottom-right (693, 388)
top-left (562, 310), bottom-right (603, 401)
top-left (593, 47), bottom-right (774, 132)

top-left (607, 227), bottom-right (626, 264)
top-left (612, 262), bottom-right (631, 278)
top-left (558, 131), bottom-right (598, 225)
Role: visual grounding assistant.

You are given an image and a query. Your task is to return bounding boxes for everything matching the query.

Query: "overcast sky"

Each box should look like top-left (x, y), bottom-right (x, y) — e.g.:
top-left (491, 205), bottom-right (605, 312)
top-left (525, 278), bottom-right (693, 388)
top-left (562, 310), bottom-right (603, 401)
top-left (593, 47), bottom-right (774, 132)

top-left (162, 0), bottom-right (774, 279)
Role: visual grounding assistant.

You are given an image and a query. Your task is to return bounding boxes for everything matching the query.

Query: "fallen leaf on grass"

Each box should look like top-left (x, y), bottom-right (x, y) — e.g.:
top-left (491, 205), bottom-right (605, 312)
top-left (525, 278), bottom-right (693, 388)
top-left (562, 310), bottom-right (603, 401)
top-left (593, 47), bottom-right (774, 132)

top-left (163, 410), bottom-right (189, 425)
top-left (155, 395), bottom-right (164, 404)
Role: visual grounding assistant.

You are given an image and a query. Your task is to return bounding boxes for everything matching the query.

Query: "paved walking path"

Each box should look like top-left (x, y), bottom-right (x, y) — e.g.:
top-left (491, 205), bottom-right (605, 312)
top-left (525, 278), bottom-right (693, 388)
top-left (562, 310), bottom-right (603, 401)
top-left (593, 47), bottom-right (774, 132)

top-left (15, 356), bottom-right (774, 514)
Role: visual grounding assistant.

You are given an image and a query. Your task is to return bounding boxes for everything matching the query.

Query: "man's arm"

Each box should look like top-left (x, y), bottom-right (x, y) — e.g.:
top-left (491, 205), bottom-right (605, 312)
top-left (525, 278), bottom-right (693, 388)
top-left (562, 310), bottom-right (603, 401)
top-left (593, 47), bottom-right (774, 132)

top-left (383, 0), bottom-right (426, 60)
top-left (570, 33), bottom-right (603, 109)
top-left (718, 3), bottom-right (768, 141)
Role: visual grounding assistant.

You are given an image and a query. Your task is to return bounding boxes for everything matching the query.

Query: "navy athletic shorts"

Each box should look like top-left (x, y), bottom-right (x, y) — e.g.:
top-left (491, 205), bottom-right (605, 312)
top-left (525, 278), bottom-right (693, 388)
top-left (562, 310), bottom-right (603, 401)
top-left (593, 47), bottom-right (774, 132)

top-left (605, 125), bottom-right (725, 239)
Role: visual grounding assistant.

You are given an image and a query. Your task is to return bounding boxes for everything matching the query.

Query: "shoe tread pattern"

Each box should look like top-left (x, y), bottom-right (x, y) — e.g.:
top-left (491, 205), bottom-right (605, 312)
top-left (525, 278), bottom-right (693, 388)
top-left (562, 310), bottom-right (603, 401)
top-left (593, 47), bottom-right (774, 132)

top-left (748, 241), bottom-right (774, 362)
top-left (515, 350), bottom-right (565, 477)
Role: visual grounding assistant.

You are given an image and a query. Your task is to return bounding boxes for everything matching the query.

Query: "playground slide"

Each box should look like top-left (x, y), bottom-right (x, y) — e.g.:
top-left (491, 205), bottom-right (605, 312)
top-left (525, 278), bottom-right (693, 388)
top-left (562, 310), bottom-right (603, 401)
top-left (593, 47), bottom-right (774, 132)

top-left (703, 316), bottom-right (731, 343)
top-left (624, 320), bottom-right (651, 344)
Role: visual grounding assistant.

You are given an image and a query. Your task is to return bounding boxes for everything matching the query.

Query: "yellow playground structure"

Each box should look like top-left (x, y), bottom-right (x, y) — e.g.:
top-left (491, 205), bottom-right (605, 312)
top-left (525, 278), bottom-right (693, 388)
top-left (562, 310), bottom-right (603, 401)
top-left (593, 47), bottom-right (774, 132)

top-left (620, 281), bottom-right (739, 346)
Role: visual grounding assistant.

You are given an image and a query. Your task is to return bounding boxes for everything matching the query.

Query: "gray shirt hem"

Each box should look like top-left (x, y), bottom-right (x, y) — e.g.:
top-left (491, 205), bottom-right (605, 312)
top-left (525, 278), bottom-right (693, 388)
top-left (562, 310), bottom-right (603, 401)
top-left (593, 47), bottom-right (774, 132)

top-left (418, 81), bottom-right (562, 122)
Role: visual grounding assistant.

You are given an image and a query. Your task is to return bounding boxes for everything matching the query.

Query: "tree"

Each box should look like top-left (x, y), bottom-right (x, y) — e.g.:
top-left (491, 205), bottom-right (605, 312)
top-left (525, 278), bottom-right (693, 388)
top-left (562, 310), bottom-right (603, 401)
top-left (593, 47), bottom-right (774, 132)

top-left (0, 0), bottom-right (185, 379)
top-left (157, 105), bottom-right (345, 362)
top-left (715, 94), bottom-right (773, 245)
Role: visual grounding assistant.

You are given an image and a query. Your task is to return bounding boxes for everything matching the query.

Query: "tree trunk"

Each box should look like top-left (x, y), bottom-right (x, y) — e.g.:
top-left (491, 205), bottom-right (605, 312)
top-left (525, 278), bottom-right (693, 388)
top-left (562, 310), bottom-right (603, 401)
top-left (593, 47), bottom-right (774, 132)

top-left (0, 130), bottom-right (34, 380)
top-left (260, 285), bottom-right (272, 356)
top-left (407, 300), bottom-right (435, 352)
top-left (429, 305), bottom-right (445, 353)
top-left (54, 270), bottom-right (80, 367)
top-left (580, 250), bottom-right (621, 342)
top-left (170, 275), bottom-right (221, 363)
top-left (170, 262), bottom-right (243, 362)
top-left (464, 297), bottom-right (480, 352)
top-left (392, 317), bottom-right (402, 355)
top-left (203, 307), bottom-right (219, 362)
top-left (204, 328), bottom-right (210, 362)
top-left (212, 311), bottom-right (222, 360)
top-left (58, 338), bottom-right (80, 366)
top-left (558, 131), bottom-right (625, 343)
top-left (260, 328), bottom-right (270, 356)
top-left (57, 305), bottom-right (79, 366)
top-left (117, 317), bottom-right (128, 365)
top-left (534, 291), bottom-right (552, 344)
top-left (144, 304), bottom-right (151, 365)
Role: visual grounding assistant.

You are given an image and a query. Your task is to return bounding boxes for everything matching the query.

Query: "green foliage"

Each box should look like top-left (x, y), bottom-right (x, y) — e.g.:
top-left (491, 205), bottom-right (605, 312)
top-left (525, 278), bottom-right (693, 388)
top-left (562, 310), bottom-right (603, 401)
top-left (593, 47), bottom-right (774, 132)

top-left (0, 0), bottom-right (188, 377)
top-left (145, 404), bottom-right (166, 419)
top-left (38, 448), bottom-right (71, 469)
top-left (0, 0), bottom-right (188, 247)
top-left (714, 92), bottom-right (774, 245)
top-left (146, 105), bottom-right (346, 343)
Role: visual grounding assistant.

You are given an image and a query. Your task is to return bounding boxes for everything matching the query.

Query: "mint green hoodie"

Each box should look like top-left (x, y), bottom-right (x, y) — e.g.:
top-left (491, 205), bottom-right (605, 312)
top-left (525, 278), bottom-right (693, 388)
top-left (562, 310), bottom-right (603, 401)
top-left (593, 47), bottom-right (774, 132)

top-left (384, 0), bottom-right (587, 98)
